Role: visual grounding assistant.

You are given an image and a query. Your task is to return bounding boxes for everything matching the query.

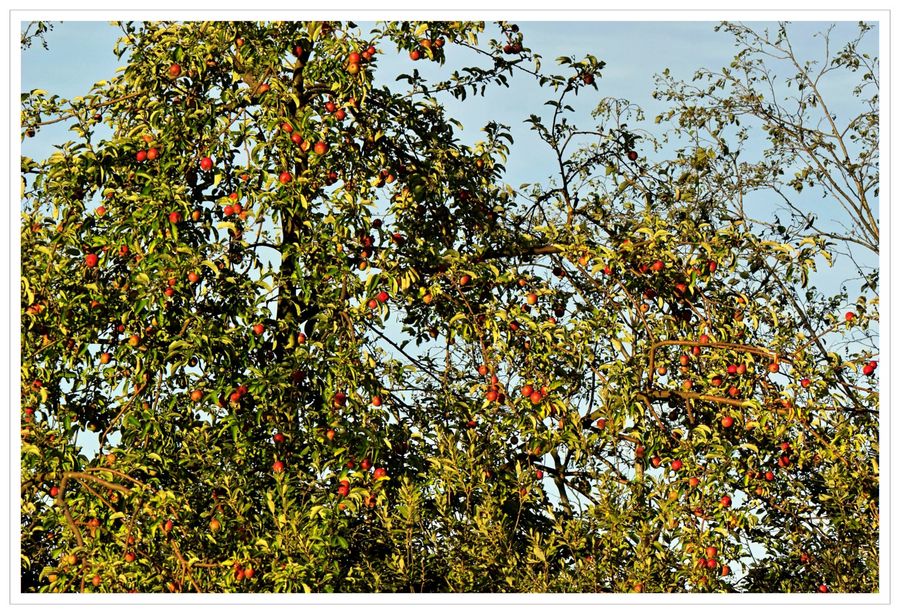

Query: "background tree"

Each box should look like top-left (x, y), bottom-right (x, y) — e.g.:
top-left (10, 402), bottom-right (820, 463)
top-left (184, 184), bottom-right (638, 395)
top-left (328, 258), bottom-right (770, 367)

top-left (21, 20), bottom-right (878, 594)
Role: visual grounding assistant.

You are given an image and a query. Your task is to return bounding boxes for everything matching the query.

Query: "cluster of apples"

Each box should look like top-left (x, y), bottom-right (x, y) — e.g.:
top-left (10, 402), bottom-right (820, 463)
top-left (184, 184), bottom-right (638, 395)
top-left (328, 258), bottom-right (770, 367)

top-left (409, 37), bottom-right (445, 61)
top-left (346, 46), bottom-right (376, 74)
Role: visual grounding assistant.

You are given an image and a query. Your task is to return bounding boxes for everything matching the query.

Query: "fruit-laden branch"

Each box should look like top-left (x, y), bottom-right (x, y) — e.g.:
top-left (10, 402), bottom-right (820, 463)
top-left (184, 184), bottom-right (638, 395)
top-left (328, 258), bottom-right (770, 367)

top-left (56, 471), bottom-right (135, 549)
top-left (646, 340), bottom-right (787, 388)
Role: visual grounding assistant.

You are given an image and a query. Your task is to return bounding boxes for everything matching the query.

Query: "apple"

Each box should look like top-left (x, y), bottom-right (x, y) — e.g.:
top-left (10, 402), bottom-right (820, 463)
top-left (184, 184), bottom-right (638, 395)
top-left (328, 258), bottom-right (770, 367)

top-left (650, 456), bottom-right (662, 468)
top-left (535, 469), bottom-right (544, 479)
top-left (291, 132), bottom-right (303, 145)
top-left (764, 470), bottom-right (774, 481)
top-left (168, 63), bottom-right (181, 78)
top-left (147, 147), bottom-right (159, 161)
top-left (333, 391), bottom-right (347, 407)
top-left (273, 433), bottom-right (285, 444)
top-left (326, 428), bottom-right (336, 441)
top-left (650, 260), bottom-right (664, 272)
top-left (459, 274), bottom-right (471, 286)
top-left (168, 211), bottom-right (182, 224)
top-left (845, 311), bottom-right (856, 322)
top-left (688, 476), bottom-right (700, 488)
top-left (377, 290), bottom-right (389, 303)
top-left (279, 171), bottom-right (292, 184)
top-left (800, 378), bottom-right (811, 388)
top-left (720, 495), bottom-right (732, 508)
top-left (818, 584), bottom-right (828, 593)
top-left (224, 205), bottom-right (235, 217)
top-left (596, 418), bottom-right (607, 430)
top-left (314, 141), bottom-right (329, 155)
top-left (188, 271), bottom-right (200, 284)
top-left (361, 458), bottom-right (372, 471)
top-left (721, 415), bottom-right (734, 428)
top-left (409, 49), bottom-right (421, 61)
top-left (671, 459), bottom-right (683, 471)
top-left (526, 293), bottom-right (538, 305)
top-left (190, 390), bottom-right (202, 402)
top-left (209, 518), bottom-right (221, 532)
top-left (635, 445), bottom-right (646, 458)
top-left (334, 108), bottom-right (346, 121)
top-left (727, 385), bottom-right (739, 398)
top-left (199, 156), bottom-right (213, 171)
top-left (348, 52), bottom-right (361, 64)
top-left (92, 575), bottom-right (101, 587)
top-left (272, 460), bottom-right (285, 473)
top-left (281, 122), bottom-right (293, 133)
top-left (367, 298), bottom-right (378, 310)
top-left (49, 486), bottom-right (59, 497)
top-left (373, 467), bottom-right (388, 480)
top-left (529, 390), bottom-right (543, 405)
top-left (125, 552), bottom-right (135, 563)
top-left (627, 150), bottom-right (638, 161)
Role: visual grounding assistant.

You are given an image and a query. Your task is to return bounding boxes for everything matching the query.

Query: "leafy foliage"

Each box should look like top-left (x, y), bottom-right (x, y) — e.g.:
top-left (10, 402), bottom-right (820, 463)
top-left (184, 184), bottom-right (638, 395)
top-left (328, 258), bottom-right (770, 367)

top-left (21, 20), bottom-right (878, 594)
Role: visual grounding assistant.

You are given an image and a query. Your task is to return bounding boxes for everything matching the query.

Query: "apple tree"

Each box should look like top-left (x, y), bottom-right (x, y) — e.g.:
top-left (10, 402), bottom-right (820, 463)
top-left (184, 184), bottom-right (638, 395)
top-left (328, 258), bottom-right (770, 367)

top-left (21, 20), bottom-right (878, 593)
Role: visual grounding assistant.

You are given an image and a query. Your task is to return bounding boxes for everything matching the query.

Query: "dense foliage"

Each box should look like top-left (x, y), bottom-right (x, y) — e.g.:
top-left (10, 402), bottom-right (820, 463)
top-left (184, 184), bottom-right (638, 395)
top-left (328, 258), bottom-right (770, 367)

top-left (21, 20), bottom-right (878, 593)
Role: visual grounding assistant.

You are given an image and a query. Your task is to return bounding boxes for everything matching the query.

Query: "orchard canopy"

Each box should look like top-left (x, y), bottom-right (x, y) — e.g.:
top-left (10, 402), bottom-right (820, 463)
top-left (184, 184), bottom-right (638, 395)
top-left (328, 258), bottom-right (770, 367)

top-left (20, 20), bottom-right (879, 593)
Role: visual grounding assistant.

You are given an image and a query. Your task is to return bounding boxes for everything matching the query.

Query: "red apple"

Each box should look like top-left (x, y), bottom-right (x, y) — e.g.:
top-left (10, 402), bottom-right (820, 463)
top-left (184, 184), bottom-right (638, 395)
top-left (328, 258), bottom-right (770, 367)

top-left (168, 63), bottom-right (181, 78)
top-left (627, 150), bottom-right (638, 161)
top-left (373, 467), bottom-right (387, 480)
top-left (314, 141), bottom-right (329, 156)
top-left (721, 416), bottom-right (734, 428)
top-left (85, 253), bottom-right (99, 268)
top-left (199, 156), bottom-right (213, 171)
top-left (272, 460), bottom-right (285, 473)
top-left (252, 323), bottom-right (264, 335)
top-left (671, 459), bottom-right (683, 471)
top-left (279, 171), bottom-right (292, 184)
